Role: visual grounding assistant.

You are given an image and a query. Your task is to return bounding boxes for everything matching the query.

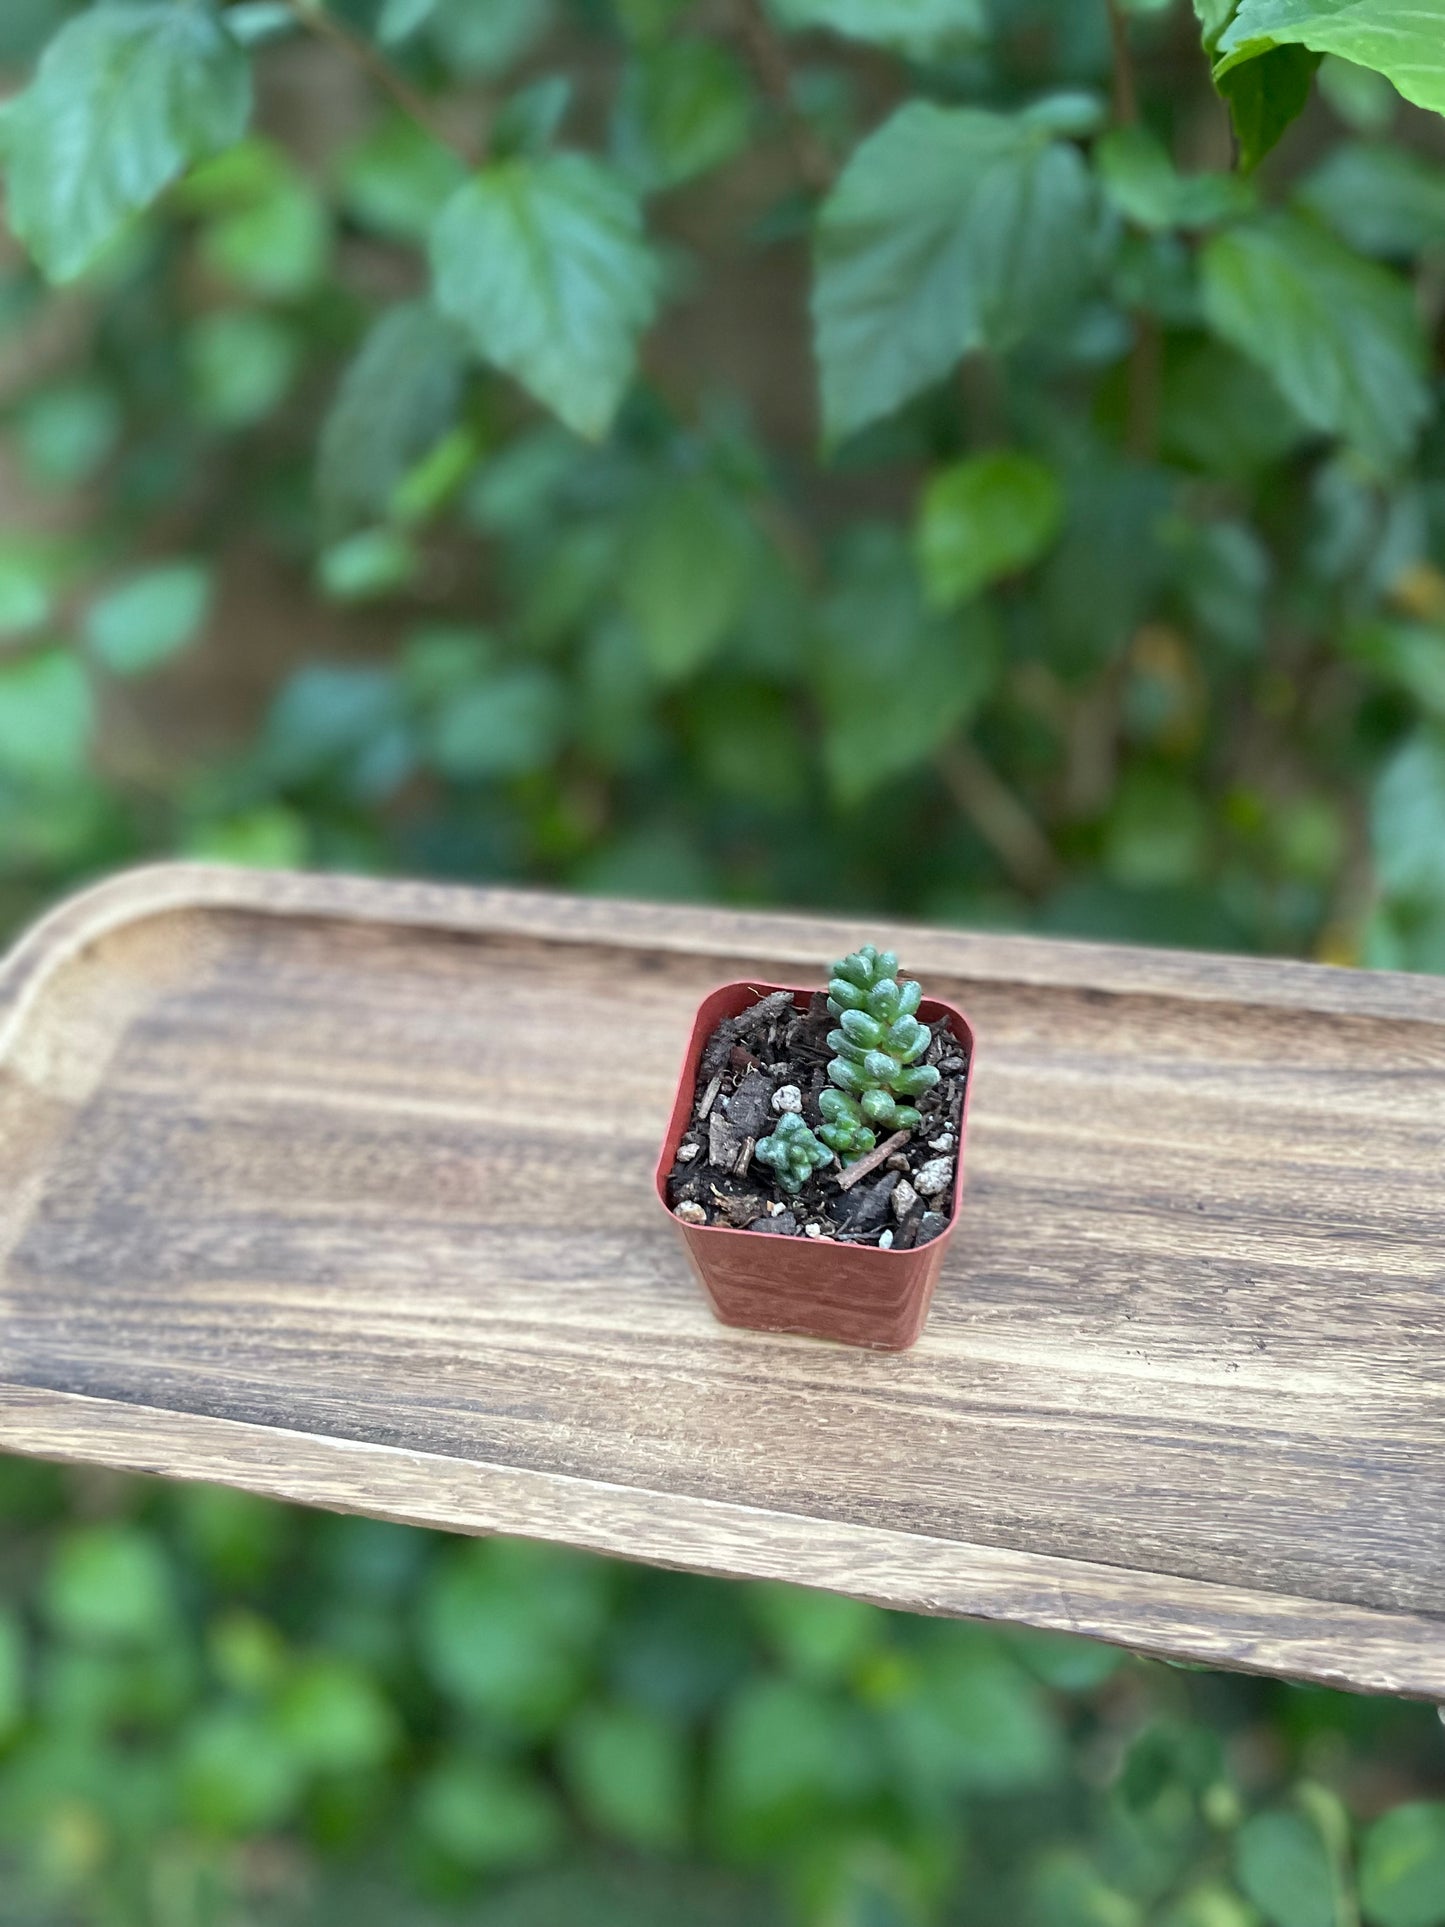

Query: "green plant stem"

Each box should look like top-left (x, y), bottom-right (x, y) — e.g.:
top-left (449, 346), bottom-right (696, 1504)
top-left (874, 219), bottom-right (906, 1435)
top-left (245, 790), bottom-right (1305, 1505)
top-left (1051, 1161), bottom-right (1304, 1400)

top-left (1106, 0), bottom-right (1140, 126)
top-left (281, 0), bottom-right (477, 167)
top-left (939, 740), bottom-right (1059, 896)
top-left (733, 0), bottom-right (833, 194)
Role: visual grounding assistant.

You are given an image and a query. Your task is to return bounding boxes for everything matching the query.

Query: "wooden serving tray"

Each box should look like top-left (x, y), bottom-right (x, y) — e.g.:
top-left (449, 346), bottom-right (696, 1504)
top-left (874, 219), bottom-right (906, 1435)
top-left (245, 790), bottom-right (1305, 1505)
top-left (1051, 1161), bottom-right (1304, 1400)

top-left (1, 865), bottom-right (1442, 1699)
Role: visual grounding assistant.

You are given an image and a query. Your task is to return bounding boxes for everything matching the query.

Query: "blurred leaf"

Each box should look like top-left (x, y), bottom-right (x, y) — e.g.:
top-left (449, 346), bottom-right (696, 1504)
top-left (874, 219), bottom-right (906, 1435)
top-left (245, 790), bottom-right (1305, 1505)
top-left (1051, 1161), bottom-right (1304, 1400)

top-left (813, 102), bottom-right (1098, 442)
top-left (317, 528), bottom-right (418, 601)
top-left (886, 1635), bottom-right (1063, 1798)
top-left (0, 1609), bottom-right (25, 1741)
top-left (431, 153), bottom-right (659, 440)
top-left (0, 649), bottom-right (92, 785)
top-left (378, 0), bottom-right (437, 43)
top-left (318, 300), bottom-right (467, 529)
top-left (623, 476), bottom-right (753, 681)
top-left (1296, 142), bottom-right (1445, 258)
top-left (1106, 770), bottom-right (1210, 885)
top-left (0, 551), bottom-right (53, 636)
top-left (1201, 213), bottom-right (1428, 471)
top-left (1316, 53), bottom-right (1399, 129)
top-left (1096, 126), bottom-right (1252, 230)
top-left (561, 1703), bottom-right (690, 1850)
top-left (1216, 0), bottom-right (1445, 117)
top-left (1361, 1802), bottom-right (1445, 1927)
top-left (275, 1658), bottom-right (398, 1774)
top-left (84, 560), bottom-right (212, 676)
top-left (1159, 337), bottom-right (1306, 477)
top-left (747, 1585), bottom-right (883, 1684)
top-left (772, 0), bottom-right (987, 51)
top-left (916, 450), bottom-right (1063, 609)
top-left (5, 2), bottom-right (252, 282)
top-left (1007, 1627), bottom-right (1124, 1691)
top-left (224, 2), bottom-right (297, 46)
top-left (427, 0), bottom-right (553, 76)
top-left (43, 1526), bottom-right (176, 1648)
top-left (185, 309), bottom-right (299, 428)
top-left (15, 381), bottom-right (122, 487)
top-left (428, 665), bottom-right (567, 778)
top-left (709, 1678), bottom-right (877, 1860)
top-left (1233, 1809), bottom-right (1340, 1927)
top-left (188, 141), bottom-right (329, 298)
top-left (185, 805), bottom-right (308, 867)
top-left (264, 663), bottom-right (406, 792)
top-left (616, 39), bottom-right (753, 190)
top-left (180, 1706), bottom-right (304, 1835)
top-left (414, 1757), bottom-right (565, 1871)
top-left (1346, 622), bottom-right (1445, 716)
top-left (1373, 729), bottom-right (1445, 900)
top-left (339, 114), bottom-right (468, 242)
top-left (493, 76), bottom-right (574, 159)
top-left (1030, 1847), bottom-right (1143, 1927)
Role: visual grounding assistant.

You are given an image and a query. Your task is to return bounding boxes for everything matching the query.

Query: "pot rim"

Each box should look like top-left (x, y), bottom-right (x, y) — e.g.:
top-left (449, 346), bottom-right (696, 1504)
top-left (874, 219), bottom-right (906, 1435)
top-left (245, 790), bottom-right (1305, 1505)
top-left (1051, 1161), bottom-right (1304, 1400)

top-left (653, 977), bottom-right (976, 1258)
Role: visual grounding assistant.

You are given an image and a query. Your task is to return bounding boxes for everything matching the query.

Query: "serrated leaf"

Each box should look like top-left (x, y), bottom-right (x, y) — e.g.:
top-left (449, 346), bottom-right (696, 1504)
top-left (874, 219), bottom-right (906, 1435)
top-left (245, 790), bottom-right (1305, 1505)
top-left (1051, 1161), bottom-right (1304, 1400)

top-left (84, 561), bottom-right (212, 677)
top-left (1373, 730), bottom-right (1445, 901)
top-left (916, 451), bottom-right (1063, 609)
top-left (1200, 212), bottom-right (1428, 470)
top-left (1297, 140), bottom-right (1445, 257)
top-left (623, 477), bottom-right (753, 681)
top-left (813, 102), bottom-right (1098, 443)
top-left (430, 153), bottom-right (659, 440)
top-left (1217, 0), bottom-right (1445, 117)
top-left (318, 301), bottom-right (466, 528)
top-left (1360, 1801), bottom-right (1445, 1927)
top-left (771, 0), bottom-right (987, 51)
top-left (5, 3), bottom-right (252, 283)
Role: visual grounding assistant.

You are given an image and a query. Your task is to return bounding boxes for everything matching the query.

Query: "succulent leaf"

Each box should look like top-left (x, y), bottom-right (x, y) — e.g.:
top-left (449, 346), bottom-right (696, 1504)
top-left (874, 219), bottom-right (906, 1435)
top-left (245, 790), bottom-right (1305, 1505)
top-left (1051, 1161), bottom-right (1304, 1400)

top-left (755, 1110), bottom-right (831, 1194)
top-left (840, 1008), bottom-right (884, 1047)
top-left (822, 944), bottom-right (941, 1160)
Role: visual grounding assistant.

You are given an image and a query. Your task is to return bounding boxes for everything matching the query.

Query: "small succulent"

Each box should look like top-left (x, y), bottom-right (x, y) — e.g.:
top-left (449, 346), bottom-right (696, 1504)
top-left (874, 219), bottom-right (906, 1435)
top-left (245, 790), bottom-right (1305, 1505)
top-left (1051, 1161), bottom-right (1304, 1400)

top-left (754, 1110), bottom-right (832, 1194)
top-left (817, 945), bottom-right (939, 1161)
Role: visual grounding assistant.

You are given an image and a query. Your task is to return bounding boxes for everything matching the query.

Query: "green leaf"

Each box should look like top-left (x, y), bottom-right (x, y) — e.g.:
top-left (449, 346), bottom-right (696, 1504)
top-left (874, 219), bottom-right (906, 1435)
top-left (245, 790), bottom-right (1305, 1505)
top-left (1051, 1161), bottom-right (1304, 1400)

top-left (1200, 212), bottom-right (1428, 470)
top-left (44, 1526), bottom-right (175, 1648)
top-left (623, 477), bottom-right (753, 681)
top-left (1361, 1804), bottom-right (1445, 1927)
top-left (492, 75), bottom-right (573, 158)
top-left (616, 39), bottom-right (754, 190)
top-left (747, 1583), bottom-right (883, 1684)
top-left (1217, 44), bottom-right (1321, 170)
top-left (414, 1757), bottom-right (565, 1872)
top-left (1233, 1810), bottom-right (1340, 1927)
top-left (916, 450), bottom-right (1063, 610)
top-left (5, 2), bottom-right (252, 283)
top-left (560, 1703), bottom-right (690, 1851)
top-left (185, 309), bottom-right (299, 429)
top-left (0, 648), bottom-right (92, 785)
top-left (0, 1610), bottom-right (24, 1741)
top-left (84, 561), bottom-right (212, 676)
top-left (813, 103), bottom-right (1098, 443)
top-left (181, 1708), bottom-right (304, 1836)
top-left (1346, 621), bottom-right (1445, 716)
top-left (340, 114), bottom-right (468, 243)
top-left (428, 666), bottom-right (567, 778)
top-left (431, 153), bottom-right (659, 440)
top-left (274, 1658), bottom-right (398, 1774)
top-left (317, 528), bottom-right (418, 602)
top-left (426, 0), bottom-right (552, 77)
top-left (1297, 141), bottom-right (1445, 257)
top-left (772, 0), bottom-right (987, 52)
top-left (887, 1636), bottom-right (1063, 1798)
top-left (1216, 0), bottom-right (1445, 118)
top-left (1097, 126), bottom-right (1252, 230)
top-left (318, 301), bottom-right (467, 528)
top-left (186, 140), bottom-right (330, 298)
top-left (0, 550), bottom-right (53, 637)
top-left (1373, 730), bottom-right (1445, 901)
top-left (1316, 53), bottom-right (1399, 129)
top-left (378, 0), bottom-right (437, 44)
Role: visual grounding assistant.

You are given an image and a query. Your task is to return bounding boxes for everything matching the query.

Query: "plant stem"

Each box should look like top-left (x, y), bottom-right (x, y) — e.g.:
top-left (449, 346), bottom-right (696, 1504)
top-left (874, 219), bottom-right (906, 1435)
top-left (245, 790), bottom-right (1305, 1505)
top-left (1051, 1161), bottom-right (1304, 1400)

top-left (733, 0), bottom-right (833, 194)
top-left (281, 0), bottom-right (478, 167)
top-left (1105, 0), bottom-right (1140, 125)
top-left (938, 740), bottom-right (1059, 897)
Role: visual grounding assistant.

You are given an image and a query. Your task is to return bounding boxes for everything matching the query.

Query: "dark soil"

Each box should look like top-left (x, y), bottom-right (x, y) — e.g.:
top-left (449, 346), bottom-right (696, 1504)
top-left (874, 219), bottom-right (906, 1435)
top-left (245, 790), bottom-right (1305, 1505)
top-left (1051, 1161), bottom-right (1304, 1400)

top-left (665, 987), bottom-right (969, 1247)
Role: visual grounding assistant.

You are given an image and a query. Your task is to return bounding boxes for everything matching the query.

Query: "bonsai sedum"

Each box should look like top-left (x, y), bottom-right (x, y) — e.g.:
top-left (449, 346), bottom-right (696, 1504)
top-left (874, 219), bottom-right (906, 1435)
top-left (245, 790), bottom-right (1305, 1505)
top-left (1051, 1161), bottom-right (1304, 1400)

top-left (754, 1110), bottom-right (832, 1195)
top-left (752, 945), bottom-right (940, 1184)
top-left (819, 946), bottom-right (938, 1160)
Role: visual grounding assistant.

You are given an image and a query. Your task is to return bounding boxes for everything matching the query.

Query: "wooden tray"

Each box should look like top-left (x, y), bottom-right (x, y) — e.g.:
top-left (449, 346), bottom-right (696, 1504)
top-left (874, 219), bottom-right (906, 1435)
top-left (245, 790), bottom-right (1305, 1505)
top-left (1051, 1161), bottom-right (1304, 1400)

top-left (1, 864), bottom-right (1442, 1699)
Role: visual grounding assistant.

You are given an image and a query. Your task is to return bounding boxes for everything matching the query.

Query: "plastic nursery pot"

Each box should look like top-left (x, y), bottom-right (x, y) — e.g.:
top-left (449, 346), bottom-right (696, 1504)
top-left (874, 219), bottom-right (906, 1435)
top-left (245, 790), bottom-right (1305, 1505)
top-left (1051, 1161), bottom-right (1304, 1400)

top-left (655, 980), bottom-right (976, 1351)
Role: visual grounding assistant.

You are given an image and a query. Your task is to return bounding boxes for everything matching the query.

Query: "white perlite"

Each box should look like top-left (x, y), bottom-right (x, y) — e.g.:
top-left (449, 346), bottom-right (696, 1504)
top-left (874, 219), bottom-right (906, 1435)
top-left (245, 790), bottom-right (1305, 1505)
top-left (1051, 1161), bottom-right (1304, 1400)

top-left (771, 1084), bottom-right (803, 1114)
top-left (804, 1222), bottom-right (825, 1238)
top-left (878, 1230), bottom-right (895, 1250)
top-left (915, 1156), bottom-right (955, 1199)
top-left (928, 1131), bottom-right (955, 1152)
top-left (890, 1179), bottom-right (919, 1222)
top-left (676, 1141), bottom-right (701, 1162)
top-left (674, 1201), bottom-right (707, 1224)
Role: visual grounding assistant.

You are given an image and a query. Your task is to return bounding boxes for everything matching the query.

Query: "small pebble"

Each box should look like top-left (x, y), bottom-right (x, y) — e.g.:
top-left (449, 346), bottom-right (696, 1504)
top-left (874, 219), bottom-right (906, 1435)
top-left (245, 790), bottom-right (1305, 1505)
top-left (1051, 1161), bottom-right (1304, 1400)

top-left (940, 1056), bottom-right (965, 1074)
top-left (878, 1230), bottom-right (894, 1250)
top-left (928, 1131), bottom-right (956, 1153)
top-left (915, 1156), bottom-right (955, 1198)
top-left (676, 1141), bottom-right (701, 1163)
top-left (885, 1152), bottom-right (910, 1172)
top-left (674, 1201), bottom-right (708, 1224)
top-left (890, 1179), bottom-right (919, 1222)
top-left (916, 1209), bottom-right (949, 1245)
top-left (771, 1084), bottom-right (803, 1115)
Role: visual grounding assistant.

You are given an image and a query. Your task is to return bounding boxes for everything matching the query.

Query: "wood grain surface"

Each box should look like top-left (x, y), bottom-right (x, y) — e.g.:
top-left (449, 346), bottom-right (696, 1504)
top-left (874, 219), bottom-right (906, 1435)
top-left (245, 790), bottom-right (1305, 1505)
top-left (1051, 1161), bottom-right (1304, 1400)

top-left (0, 863), bottom-right (1442, 1698)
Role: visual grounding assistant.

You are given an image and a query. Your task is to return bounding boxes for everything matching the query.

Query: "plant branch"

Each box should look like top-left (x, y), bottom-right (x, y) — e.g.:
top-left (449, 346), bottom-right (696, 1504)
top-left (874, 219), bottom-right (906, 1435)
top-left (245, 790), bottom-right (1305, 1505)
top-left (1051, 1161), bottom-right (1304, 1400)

top-left (1105, 0), bottom-right (1140, 125)
top-left (281, 0), bottom-right (477, 167)
top-left (938, 740), bottom-right (1060, 897)
top-left (733, 0), bottom-right (834, 195)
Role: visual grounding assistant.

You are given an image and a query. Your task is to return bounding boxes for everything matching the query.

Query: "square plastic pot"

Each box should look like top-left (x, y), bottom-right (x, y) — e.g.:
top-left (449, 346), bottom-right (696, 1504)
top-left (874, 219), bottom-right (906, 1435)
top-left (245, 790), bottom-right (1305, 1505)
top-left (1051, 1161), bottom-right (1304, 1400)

top-left (655, 980), bottom-right (975, 1351)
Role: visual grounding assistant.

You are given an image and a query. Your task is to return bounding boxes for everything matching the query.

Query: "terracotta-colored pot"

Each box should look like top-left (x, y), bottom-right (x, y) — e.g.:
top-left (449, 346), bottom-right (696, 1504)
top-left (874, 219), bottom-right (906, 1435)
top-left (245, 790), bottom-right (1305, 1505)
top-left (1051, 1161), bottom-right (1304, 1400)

top-left (655, 980), bottom-right (975, 1350)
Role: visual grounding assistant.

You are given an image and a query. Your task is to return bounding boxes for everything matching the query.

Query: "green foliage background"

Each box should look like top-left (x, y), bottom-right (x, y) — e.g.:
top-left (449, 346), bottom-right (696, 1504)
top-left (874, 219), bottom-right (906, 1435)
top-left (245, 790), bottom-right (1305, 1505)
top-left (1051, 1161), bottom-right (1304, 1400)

top-left (1, 0), bottom-right (1445, 1921)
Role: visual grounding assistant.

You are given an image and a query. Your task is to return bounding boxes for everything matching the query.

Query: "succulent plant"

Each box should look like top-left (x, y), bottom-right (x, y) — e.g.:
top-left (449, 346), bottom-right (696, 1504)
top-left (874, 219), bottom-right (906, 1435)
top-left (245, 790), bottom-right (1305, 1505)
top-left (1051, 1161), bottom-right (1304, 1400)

top-left (817, 945), bottom-right (939, 1160)
top-left (754, 1110), bottom-right (832, 1195)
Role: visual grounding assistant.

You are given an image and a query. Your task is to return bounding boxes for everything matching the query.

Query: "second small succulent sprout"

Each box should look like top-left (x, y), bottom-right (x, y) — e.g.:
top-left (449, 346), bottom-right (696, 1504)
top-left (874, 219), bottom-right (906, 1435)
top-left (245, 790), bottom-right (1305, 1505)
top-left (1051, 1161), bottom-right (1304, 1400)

top-left (817, 945), bottom-right (938, 1161)
top-left (754, 1110), bottom-right (832, 1194)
